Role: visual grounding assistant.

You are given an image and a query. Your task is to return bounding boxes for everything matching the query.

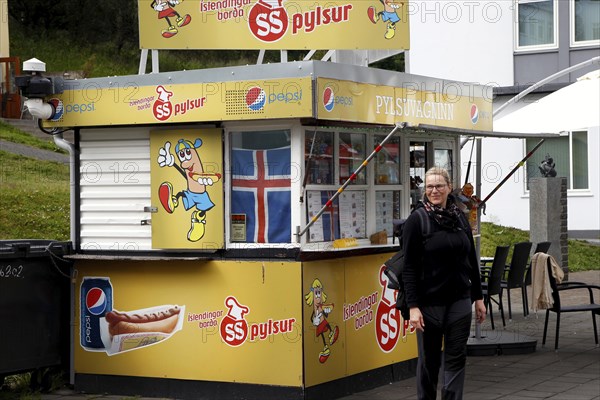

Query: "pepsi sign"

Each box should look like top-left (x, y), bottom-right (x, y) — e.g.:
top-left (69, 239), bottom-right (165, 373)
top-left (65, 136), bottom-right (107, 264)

top-left (246, 87), bottom-right (267, 111)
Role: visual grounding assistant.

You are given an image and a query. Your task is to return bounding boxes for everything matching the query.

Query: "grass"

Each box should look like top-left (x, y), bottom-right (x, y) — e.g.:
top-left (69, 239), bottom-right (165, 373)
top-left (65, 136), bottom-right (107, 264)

top-left (0, 151), bottom-right (70, 241)
top-left (0, 120), bottom-right (64, 153)
top-left (479, 222), bottom-right (599, 272)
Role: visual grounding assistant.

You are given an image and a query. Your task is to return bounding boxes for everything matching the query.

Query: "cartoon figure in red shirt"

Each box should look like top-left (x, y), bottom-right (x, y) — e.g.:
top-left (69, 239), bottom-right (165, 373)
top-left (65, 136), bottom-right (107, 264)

top-left (305, 278), bottom-right (339, 363)
top-left (151, 0), bottom-right (191, 38)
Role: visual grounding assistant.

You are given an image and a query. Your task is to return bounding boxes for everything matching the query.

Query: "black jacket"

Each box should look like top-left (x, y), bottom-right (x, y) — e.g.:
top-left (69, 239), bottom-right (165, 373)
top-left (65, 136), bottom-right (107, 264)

top-left (402, 202), bottom-right (483, 308)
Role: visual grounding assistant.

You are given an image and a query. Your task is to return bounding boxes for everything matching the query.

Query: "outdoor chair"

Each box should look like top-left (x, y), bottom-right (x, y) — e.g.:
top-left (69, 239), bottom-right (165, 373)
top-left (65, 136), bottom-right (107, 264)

top-left (523, 241), bottom-right (552, 315)
top-left (541, 257), bottom-right (600, 350)
top-left (481, 245), bottom-right (510, 330)
top-left (501, 241), bottom-right (533, 319)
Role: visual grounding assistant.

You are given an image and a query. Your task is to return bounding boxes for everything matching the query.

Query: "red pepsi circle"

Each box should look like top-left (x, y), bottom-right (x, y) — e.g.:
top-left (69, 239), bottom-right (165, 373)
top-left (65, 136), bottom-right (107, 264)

top-left (323, 88), bottom-right (335, 112)
top-left (246, 87), bottom-right (266, 111)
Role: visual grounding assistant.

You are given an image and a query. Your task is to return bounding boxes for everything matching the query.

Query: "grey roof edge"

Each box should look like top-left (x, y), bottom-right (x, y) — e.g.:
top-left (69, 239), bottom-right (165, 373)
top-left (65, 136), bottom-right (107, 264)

top-left (62, 60), bottom-right (491, 98)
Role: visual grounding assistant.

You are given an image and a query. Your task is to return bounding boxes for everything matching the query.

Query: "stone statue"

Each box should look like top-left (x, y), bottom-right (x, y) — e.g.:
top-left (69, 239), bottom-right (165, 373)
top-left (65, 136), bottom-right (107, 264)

top-left (539, 153), bottom-right (557, 177)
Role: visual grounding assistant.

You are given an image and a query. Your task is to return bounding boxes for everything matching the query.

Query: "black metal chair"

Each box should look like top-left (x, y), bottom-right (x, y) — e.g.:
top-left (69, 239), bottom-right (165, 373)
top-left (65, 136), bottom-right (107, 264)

top-left (502, 241), bottom-right (533, 319)
top-left (481, 245), bottom-right (510, 330)
top-left (523, 241), bottom-right (552, 315)
top-left (541, 257), bottom-right (600, 350)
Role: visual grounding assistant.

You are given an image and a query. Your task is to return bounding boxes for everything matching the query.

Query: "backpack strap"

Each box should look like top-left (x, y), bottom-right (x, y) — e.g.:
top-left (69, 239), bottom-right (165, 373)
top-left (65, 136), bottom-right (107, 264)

top-left (414, 207), bottom-right (432, 239)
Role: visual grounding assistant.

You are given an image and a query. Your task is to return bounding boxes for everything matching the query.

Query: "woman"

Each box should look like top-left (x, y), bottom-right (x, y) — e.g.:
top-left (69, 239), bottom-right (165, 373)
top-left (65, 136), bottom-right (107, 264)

top-left (402, 167), bottom-right (486, 400)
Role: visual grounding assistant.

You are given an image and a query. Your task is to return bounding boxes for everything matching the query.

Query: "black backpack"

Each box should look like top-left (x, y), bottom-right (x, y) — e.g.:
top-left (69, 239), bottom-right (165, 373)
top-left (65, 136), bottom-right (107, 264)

top-left (382, 208), bottom-right (431, 320)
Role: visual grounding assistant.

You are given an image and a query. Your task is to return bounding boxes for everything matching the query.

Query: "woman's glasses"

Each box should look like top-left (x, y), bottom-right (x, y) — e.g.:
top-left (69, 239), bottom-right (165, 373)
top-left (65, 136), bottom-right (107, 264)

top-left (425, 184), bottom-right (447, 192)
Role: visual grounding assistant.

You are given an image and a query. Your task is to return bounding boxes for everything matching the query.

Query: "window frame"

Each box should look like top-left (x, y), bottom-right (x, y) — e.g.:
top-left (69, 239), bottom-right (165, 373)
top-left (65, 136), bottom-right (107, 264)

top-left (514, 0), bottom-right (559, 52)
top-left (224, 121), bottom-right (303, 250)
top-left (303, 127), bottom-right (406, 248)
top-left (570, 0), bottom-right (600, 48)
top-left (524, 131), bottom-right (590, 193)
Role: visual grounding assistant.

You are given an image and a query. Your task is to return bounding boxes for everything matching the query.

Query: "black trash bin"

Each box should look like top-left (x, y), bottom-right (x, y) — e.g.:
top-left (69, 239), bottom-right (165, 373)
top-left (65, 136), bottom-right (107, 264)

top-left (0, 240), bottom-right (72, 382)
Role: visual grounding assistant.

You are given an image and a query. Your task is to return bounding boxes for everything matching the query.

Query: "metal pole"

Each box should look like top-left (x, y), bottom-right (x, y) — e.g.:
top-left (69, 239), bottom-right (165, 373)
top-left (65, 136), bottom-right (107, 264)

top-left (296, 122), bottom-right (408, 239)
top-left (480, 138), bottom-right (545, 205)
top-left (464, 137), bottom-right (476, 187)
top-left (474, 138), bottom-right (483, 339)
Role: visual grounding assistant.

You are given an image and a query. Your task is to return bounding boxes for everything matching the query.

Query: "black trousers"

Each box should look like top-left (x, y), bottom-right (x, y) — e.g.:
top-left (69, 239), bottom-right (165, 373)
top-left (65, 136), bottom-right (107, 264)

top-left (416, 298), bottom-right (472, 400)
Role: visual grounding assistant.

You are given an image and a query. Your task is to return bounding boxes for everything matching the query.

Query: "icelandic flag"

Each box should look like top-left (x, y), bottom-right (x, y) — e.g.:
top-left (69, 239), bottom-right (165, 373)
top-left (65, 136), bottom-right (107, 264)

top-left (231, 146), bottom-right (291, 243)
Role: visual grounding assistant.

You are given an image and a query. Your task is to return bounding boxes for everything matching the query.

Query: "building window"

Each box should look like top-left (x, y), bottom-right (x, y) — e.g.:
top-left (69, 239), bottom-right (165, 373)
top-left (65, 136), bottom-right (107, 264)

top-left (526, 131), bottom-right (589, 190)
top-left (515, 0), bottom-right (558, 50)
top-left (571, 0), bottom-right (600, 46)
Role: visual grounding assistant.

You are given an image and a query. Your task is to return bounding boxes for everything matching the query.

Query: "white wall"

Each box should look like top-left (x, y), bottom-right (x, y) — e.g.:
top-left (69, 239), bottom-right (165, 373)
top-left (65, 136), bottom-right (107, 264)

top-left (406, 0), bottom-right (514, 86)
top-left (461, 131), bottom-right (600, 232)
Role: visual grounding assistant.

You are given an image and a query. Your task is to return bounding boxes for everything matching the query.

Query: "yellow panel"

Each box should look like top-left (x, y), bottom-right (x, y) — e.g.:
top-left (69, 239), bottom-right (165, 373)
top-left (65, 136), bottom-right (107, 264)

top-left (344, 253), bottom-right (417, 376)
top-left (45, 77), bottom-right (312, 127)
top-left (138, 0), bottom-right (410, 50)
top-left (302, 252), bottom-right (418, 387)
top-left (75, 260), bottom-right (303, 387)
top-left (317, 78), bottom-right (493, 131)
top-left (303, 258), bottom-right (347, 386)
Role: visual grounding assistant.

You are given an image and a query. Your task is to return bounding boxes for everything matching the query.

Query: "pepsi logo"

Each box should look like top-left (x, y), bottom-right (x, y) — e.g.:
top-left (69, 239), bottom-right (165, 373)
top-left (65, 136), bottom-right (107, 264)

top-left (470, 104), bottom-right (479, 124)
top-left (246, 87), bottom-right (266, 111)
top-left (86, 287), bottom-right (107, 316)
top-left (323, 87), bottom-right (335, 112)
top-left (48, 98), bottom-right (64, 121)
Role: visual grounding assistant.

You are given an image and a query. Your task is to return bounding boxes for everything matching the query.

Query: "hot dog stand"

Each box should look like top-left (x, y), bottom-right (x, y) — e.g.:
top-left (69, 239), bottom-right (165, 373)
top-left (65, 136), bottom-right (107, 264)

top-left (38, 59), bottom-right (494, 399)
top-left (11, 1), bottom-right (494, 398)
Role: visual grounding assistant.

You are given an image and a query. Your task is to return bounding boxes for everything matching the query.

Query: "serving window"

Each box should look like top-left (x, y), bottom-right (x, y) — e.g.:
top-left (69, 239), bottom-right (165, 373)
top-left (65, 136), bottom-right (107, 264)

top-left (304, 128), bottom-right (404, 244)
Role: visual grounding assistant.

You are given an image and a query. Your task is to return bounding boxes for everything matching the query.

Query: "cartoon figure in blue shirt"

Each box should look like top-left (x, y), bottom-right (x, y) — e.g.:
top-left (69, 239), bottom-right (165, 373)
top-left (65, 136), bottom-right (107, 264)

top-left (157, 138), bottom-right (221, 241)
top-left (367, 0), bottom-right (403, 39)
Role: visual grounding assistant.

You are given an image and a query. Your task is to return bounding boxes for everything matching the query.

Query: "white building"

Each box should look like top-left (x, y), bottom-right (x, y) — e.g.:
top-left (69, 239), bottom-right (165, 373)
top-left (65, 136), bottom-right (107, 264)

top-left (405, 0), bottom-right (600, 238)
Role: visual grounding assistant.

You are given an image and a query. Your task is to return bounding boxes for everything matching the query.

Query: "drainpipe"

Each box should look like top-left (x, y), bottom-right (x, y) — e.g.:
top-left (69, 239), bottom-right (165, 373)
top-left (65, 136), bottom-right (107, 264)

top-left (53, 132), bottom-right (77, 386)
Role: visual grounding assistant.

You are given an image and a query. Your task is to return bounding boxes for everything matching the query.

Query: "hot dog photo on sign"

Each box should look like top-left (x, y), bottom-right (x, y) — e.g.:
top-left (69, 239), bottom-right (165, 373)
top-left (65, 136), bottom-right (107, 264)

top-left (100, 304), bottom-right (185, 355)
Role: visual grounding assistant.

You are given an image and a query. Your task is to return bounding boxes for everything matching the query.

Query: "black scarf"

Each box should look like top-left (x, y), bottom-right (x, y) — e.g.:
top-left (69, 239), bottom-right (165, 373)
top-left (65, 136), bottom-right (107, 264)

top-left (422, 195), bottom-right (464, 231)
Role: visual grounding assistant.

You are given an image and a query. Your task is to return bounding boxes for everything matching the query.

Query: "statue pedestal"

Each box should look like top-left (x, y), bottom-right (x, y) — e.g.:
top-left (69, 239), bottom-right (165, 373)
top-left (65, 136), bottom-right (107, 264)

top-left (529, 177), bottom-right (568, 277)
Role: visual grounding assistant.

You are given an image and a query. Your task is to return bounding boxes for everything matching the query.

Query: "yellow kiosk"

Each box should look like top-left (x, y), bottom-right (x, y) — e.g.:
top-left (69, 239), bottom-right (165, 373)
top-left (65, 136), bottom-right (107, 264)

top-left (30, 1), bottom-right (494, 398)
top-left (42, 59), bottom-right (493, 399)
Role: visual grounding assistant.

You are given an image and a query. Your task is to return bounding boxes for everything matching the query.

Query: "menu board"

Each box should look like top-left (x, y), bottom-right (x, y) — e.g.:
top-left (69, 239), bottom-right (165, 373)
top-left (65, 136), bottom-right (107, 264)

top-left (306, 190), bottom-right (367, 242)
top-left (306, 191), bottom-right (340, 243)
top-left (339, 191), bottom-right (366, 239)
top-left (375, 191), bottom-right (394, 234)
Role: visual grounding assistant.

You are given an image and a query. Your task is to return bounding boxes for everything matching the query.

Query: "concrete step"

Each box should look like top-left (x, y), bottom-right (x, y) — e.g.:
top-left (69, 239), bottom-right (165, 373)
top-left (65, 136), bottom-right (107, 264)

top-left (1, 117), bottom-right (74, 143)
